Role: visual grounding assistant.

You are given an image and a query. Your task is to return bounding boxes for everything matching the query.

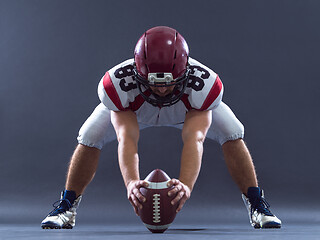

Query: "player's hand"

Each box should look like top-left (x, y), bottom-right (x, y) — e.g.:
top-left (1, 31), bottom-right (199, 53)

top-left (167, 178), bottom-right (191, 213)
top-left (126, 180), bottom-right (149, 216)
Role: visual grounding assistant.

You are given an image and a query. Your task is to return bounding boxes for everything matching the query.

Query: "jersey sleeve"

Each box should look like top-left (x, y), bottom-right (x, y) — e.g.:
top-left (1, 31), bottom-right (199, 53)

top-left (198, 75), bottom-right (223, 111)
top-left (98, 59), bottom-right (138, 111)
top-left (187, 59), bottom-right (224, 111)
top-left (98, 72), bottom-right (125, 111)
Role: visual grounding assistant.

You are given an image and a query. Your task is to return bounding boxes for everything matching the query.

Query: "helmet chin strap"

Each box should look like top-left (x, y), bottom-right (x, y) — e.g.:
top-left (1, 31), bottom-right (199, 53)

top-left (136, 80), bottom-right (188, 107)
top-left (133, 65), bottom-right (190, 107)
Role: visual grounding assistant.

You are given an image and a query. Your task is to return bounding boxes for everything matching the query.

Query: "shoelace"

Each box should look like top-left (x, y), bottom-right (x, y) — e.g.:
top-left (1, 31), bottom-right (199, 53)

top-left (250, 197), bottom-right (273, 216)
top-left (48, 199), bottom-right (72, 216)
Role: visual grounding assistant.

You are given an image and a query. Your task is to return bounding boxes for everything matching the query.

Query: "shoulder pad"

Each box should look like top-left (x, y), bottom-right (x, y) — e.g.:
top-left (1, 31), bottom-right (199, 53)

top-left (98, 59), bottom-right (140, 111)
top-left (186, 58), bottom-right (223, 110)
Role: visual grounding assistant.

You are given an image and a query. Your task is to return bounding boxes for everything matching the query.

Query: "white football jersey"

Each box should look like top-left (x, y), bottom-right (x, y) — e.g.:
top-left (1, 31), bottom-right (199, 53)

top-left (98, 58), bottom-right (223, 126)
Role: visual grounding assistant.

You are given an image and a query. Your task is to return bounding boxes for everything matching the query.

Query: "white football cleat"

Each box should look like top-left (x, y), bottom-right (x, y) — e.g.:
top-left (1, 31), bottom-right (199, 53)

top-left (41, 191), bottom-right (82, 229)
top-left (242, 187), bottom-right (281, 229)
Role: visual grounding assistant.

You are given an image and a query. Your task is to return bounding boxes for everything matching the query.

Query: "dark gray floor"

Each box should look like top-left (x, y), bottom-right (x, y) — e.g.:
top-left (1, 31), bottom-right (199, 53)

top-left (1, 204), bottom-right (320, 240)
top-left (1, 223), bottom-right (320, 240)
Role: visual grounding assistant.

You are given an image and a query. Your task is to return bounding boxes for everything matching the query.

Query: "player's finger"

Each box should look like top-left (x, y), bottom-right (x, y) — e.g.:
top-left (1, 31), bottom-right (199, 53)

top-left (136, 180), bottom-right (149, 188)
top-left (167, 178), bottom-right (179, 187)
top-left (133, 188), bottom-right (146, 203)
top-left (131, 193), bottom-right (143, 210)
top-left (129, 198), bottom-right (139, 216)
top-left (143, 181), bottom-right (149, 187)
top-left (168, 183), bottom-right (182, 196)
top-left (176, 197), bottom-right (187, 213)
top-left (171, 190), bottom-right (185, 205)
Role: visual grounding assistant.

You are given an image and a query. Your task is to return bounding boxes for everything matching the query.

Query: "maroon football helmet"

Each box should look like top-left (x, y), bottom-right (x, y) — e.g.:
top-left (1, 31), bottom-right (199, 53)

top-left (134, 26), bottom-right (190, 107)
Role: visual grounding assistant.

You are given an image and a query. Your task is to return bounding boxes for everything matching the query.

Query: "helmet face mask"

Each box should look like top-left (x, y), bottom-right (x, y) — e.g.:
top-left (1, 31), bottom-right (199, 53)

top-left (134, 26), bottom-right (190, 107)
top-left (133, 66), bottom-right (190, 107)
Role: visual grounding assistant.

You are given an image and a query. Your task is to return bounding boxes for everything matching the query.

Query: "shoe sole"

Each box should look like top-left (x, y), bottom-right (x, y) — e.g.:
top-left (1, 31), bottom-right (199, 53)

top-left (254, 222), bottom-right (281, 229)
top-left (41, 224), bottom-right (73, 229)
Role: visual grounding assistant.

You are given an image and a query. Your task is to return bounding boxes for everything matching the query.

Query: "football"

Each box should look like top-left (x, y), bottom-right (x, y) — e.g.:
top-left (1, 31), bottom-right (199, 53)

top-left (138, 169), bottom-right (178, 233)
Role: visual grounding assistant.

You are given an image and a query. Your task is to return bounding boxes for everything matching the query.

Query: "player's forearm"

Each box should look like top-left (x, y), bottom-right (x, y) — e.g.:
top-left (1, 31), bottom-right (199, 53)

top-left (179, 137), bottom-right (204, 192)
top-left (118, 138), bottom-right (140, 187)
top-left (111, 110), bottom-right (140, 187)
top-left (180, 110), bottom-right (211, 192)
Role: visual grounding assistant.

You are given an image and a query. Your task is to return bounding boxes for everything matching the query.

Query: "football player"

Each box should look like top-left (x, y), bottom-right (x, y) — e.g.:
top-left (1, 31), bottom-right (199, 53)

top-left (41, 26), bottom-right (281, 229)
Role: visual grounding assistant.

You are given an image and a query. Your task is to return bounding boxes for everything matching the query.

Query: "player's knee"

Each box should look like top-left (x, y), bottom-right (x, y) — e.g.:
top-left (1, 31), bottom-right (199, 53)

top-left (218, 121), bottom-right (245, 145)
top-left (77, 126), bottom-right (105, 150)
top-left (222, 138), bottom-right (243, 146)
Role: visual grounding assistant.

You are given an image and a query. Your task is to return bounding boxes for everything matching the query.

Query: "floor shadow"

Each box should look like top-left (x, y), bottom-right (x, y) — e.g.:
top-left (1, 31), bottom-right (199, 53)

top-left (168, 228), bottom-right (208, 232)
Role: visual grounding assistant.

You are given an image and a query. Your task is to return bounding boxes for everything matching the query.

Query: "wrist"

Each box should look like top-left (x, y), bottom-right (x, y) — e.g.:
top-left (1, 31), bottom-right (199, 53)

top-left (178, 179), bottom-right (193, 192)
top-left (125, 179), bottom-right (139, 188)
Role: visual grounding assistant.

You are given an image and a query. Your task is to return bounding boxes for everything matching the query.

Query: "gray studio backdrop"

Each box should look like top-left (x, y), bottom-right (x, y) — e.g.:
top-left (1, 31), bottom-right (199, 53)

top-left (1, 0), bottom-right (319, 225)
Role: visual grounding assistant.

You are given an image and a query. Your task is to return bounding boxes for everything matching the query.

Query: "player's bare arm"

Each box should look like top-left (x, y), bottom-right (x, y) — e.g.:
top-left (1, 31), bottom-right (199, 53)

top-left (111, 110), bottom-right (148, 216)
top-left (168, 109), bottom-right (212, 212)
top-left (42, 26), bottom-right (281, 230)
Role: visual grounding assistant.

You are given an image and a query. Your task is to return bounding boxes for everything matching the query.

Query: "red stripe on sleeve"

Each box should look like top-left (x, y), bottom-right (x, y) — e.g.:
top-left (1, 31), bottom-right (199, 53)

top-left (103, 72), bottom-right (125, 111)
top-left (200, 75), bottom-right (223, 111)
top-left (180, 94), bottom-right (193, 111)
